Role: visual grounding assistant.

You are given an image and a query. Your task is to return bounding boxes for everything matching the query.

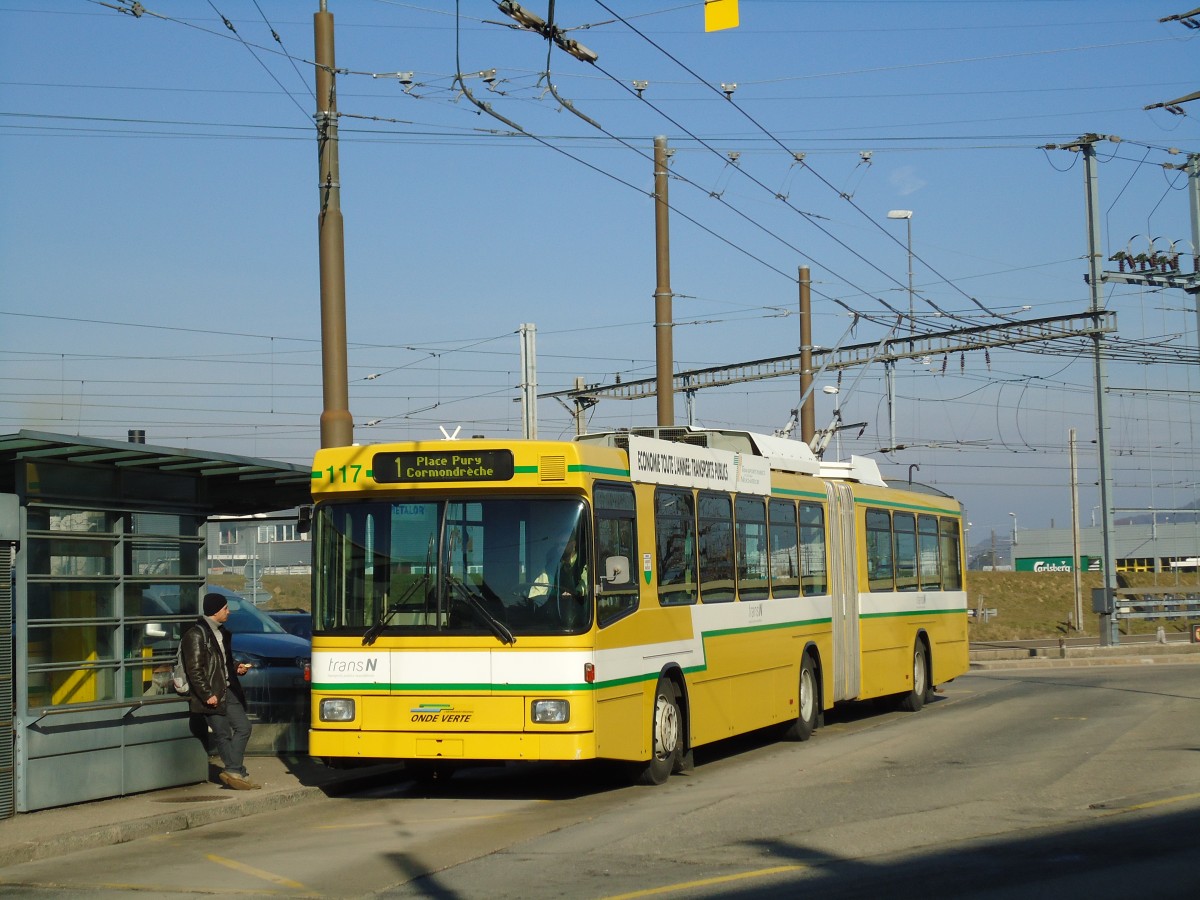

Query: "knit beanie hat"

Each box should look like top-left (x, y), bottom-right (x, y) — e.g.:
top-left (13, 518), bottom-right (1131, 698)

top-left (202, 592), bottom-right (228, 617)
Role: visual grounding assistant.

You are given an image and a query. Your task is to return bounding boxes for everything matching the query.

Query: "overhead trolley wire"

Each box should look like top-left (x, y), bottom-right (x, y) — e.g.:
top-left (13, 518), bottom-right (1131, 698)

top-left (590, 0), bottom-right (1009, 329)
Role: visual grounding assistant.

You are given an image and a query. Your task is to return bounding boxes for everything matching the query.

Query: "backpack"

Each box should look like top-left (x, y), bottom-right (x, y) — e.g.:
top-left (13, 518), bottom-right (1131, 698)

top-left (171, 641), bottom-right (189, 695)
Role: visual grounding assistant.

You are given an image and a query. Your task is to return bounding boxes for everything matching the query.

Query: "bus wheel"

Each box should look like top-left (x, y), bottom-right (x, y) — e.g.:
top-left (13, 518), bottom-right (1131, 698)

top-left (897, 642), bottom-right (929, 712)
top-left (637, 679), bottom-right (681, 785)
top-left (781, 655), bottom-right (818, 742)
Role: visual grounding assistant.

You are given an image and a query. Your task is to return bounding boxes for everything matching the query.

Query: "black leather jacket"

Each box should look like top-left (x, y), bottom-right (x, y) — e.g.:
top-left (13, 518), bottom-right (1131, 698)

top-left (180, 616), bottom-right (245, 715)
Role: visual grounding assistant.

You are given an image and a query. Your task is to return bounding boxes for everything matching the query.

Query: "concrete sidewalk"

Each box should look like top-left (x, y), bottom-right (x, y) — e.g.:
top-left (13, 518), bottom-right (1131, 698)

top-left (2, 640), bottom-right (1197, 869)
top-left (968, 639), bottom-right (1200, 669)
top-left (0, 754), bottom-right (406, 869)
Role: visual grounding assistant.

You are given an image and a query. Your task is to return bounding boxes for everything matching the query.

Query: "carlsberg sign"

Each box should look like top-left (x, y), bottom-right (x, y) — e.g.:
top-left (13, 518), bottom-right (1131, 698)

top-left (1016, 556), bottom-right (1096, 573)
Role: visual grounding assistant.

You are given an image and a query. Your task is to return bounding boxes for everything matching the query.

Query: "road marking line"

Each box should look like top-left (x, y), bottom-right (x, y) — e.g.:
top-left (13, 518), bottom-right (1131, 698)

top-left (206, 853), bottom-right (307, 889)
top-left (600, 864), bottom-right (805, 899)
top-left (1124, 791), bottom-right (1200, 812)
top-left (0, 879), bottom-right (312, 897)
top-left (1091, 791), bottom-right (1200, 814)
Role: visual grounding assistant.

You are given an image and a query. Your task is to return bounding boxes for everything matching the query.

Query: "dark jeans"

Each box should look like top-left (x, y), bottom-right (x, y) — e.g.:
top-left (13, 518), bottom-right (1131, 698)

top-left (209, 693), bottom-right (252, 777)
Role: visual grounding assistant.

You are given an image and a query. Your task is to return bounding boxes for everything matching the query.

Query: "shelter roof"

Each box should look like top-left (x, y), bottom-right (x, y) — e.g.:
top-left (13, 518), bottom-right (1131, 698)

top-left (0, 430), bottom-right (312, 514)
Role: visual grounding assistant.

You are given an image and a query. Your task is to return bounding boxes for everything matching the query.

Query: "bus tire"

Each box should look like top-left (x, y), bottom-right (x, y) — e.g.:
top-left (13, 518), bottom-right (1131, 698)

top-left (897, 641), bottom-right (929, 712)
top-left (637, 678), bottom-right (681, 786)
top-left (781, 654), bottom-right (819, 742)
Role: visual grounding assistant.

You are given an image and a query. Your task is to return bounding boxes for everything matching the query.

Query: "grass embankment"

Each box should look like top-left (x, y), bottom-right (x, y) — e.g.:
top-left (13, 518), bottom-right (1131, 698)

top-left (965, 570), bottom-right (1199, 641)
top-left (208, 571), bottom-right (1199, 642)
top-left (209, 573), bottom-right (311, 612)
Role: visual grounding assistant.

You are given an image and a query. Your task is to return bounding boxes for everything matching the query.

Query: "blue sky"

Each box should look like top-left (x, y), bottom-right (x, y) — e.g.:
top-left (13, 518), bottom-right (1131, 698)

top-left (1, 0), bottom-right (1197, 547)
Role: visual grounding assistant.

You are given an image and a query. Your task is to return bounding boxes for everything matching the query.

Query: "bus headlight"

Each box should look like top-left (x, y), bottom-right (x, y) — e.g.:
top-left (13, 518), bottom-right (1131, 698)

top-left (320, 698), bottom-right (356, 722)
top-left (531, 699), bottom-right (570, 723)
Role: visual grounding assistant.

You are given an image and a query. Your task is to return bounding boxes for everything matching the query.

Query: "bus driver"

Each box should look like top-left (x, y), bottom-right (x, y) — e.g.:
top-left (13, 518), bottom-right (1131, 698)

top-left (528, 537), bottom-right (588, 623)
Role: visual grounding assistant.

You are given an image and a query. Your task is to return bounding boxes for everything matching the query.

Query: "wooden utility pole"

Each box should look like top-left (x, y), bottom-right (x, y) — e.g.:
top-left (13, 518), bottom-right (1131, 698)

top-left (653, 136), bottom-right (674, 427)
top-left (315, 2), bottom-right (352, 448)
top-left (799, 266), bottom-right (815, 443)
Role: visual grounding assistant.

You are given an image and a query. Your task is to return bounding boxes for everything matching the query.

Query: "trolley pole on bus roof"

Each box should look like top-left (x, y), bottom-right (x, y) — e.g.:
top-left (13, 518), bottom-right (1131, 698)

top-left (653, 136), bottom-right (674, 427)
top-left (315, 2), bottom-right (353, 449)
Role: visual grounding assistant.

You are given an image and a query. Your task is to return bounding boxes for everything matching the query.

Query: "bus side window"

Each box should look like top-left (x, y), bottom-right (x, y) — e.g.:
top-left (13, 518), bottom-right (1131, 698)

top-left (799, 502), bottom-right (827, 596)
top-left (866, 508), bottom-right (894, 592)
top-left (918, 515), bottom-right (941, 591)
top-left (656, 488), bottom-right (697, 606)
top-left (698, 492), bottom-right (734, 602)
top-left (894, 512), bottom-right (918, 592)
top-left (768, 499), bottom-right (799, 598)
top-left (595, 483), bottom-right (639, 627)
top-left (735, 496), bottom-right (769, 601)
top-left (939, 517), bottom-right (963, 591)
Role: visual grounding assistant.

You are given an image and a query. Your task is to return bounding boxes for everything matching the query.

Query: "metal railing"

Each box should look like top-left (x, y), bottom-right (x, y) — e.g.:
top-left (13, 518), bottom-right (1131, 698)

top-left (1105, 586), bottom-right (1200, 622)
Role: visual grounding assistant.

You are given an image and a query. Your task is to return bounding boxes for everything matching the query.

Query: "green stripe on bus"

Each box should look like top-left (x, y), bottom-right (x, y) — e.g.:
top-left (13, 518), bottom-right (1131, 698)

top-left (314, 681), bottom-right (595, 693)
top-left (570, 464), bottom-right (631, 477)
top-left (514, 465), bottom-right (538, 474)
top-left (701, 617), bottom-right (832, 640)
top-left (312, 618), bottom-right (839, 695)
top-left (860, 608), bottom-right (964, 619)
top-left (771, 487), bottom-right (826, 499)
top-left (855, 496), bottom-right (960, 516)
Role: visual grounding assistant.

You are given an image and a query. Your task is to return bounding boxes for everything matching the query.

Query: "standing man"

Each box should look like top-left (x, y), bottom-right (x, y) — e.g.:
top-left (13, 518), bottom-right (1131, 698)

top-left (182, 592), bottom-right (259, 790)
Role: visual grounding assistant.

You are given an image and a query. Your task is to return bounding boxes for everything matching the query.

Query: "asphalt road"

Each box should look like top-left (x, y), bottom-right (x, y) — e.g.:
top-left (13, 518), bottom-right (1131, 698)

top-left (1, 663), bottom-right (1197, 899)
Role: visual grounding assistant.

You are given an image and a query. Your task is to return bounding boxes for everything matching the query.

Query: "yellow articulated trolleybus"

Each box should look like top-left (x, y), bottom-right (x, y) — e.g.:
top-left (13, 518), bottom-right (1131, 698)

top-left (308, 427), bottom-right (968, 784)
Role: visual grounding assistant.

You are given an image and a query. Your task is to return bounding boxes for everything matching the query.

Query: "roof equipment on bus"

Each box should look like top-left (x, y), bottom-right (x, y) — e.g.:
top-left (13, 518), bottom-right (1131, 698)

top-left (578, 426), bottom-right (892, 486)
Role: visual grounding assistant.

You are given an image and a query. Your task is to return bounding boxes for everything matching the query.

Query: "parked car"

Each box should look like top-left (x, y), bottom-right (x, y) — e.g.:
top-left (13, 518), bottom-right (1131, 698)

top-left (141, 585), bottom-right (310, 722)
top-left (205, 586), bottom-right (311, 722)
top-left (267, 610), bottom-right (313, 641)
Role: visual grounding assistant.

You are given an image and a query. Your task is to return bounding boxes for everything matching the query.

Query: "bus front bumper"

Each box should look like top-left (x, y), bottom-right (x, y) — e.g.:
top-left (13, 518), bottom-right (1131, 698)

top-left (309, 728), bottom-right (597, 762)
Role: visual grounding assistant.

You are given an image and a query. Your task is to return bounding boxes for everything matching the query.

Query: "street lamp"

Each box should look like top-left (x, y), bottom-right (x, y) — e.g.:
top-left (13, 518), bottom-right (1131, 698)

top-left (887, 210), bottom-right (914, 335)
top-left (822, 385), bottom-right (841, 459)
top-left (1008, 512), bottom-right (1017, 549)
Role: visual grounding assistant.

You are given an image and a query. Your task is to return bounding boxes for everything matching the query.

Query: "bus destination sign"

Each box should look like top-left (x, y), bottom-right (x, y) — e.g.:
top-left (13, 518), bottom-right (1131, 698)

top-left (373, 450), bottom-right (515, 483)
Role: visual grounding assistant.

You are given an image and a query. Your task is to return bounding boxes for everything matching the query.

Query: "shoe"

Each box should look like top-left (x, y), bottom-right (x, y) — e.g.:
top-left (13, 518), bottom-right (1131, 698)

top-left (219, 771), bottom-right (258, 791)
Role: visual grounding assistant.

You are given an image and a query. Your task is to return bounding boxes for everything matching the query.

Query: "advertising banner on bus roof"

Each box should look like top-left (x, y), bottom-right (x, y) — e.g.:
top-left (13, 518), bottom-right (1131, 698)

top-left (627, 434), bottom-right (770, 495)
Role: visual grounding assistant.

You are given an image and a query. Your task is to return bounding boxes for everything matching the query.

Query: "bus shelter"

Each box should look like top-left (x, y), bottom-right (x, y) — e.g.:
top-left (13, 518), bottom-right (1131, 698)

top-left (0, 430), bottom-right (311, 815)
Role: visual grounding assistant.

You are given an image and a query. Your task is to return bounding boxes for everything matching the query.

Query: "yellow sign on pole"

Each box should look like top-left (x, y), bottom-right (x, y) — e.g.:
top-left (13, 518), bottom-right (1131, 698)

top-left (705, 0), bottom-right (739, 32)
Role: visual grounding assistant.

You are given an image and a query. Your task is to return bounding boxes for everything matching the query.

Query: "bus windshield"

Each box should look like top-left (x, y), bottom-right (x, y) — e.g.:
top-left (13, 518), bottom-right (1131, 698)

top-left (313, 497), bottom-right (592, 638)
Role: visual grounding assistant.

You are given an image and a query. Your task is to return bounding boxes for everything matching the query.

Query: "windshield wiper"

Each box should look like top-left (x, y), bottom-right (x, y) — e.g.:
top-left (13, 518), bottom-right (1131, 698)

top-left (364, 536), bottom-right (435, 646)
top-left (362, 572), bottom-right (430, 646)
top-left (446, 574), bottom-right (515, 645)
top-left (361, 601), bottom-right (396, 647)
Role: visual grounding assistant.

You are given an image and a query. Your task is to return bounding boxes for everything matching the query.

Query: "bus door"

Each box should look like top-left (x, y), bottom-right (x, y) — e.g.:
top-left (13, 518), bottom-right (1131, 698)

top-left (826, 482), bottom-right (861, 701)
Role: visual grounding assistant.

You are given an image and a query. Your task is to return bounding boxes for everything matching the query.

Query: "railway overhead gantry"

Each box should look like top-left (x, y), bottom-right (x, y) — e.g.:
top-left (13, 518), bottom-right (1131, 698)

top-left (543, 311), bottom-right (1117, 441)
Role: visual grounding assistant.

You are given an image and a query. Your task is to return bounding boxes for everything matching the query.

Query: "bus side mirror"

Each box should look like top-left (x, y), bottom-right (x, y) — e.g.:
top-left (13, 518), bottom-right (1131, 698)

top-left (603, 556), bottom-right (630, 586)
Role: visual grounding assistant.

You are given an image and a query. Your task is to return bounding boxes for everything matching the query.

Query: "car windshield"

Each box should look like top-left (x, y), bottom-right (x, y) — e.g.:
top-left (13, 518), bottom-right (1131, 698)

top-left (271, 614), bottom-right (312, 640)
top-left (313, 497), bottom-right (592, 638)
top-left (224, 598), bottom-right (289, 635)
